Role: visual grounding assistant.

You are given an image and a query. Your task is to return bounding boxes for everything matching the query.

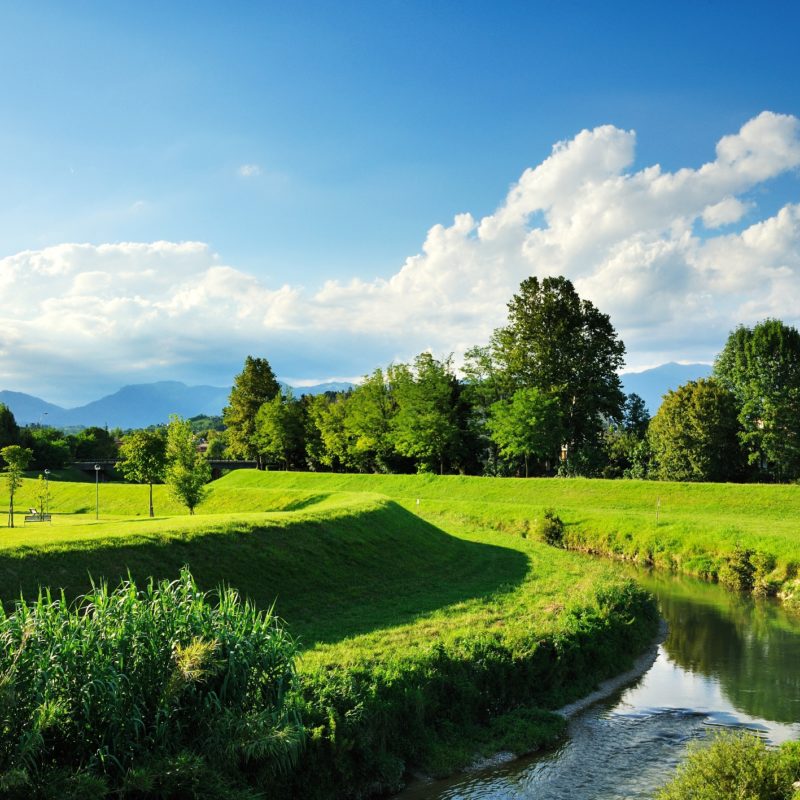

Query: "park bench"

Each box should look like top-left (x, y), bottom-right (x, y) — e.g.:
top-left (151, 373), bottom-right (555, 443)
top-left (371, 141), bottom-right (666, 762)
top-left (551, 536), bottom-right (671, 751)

top-left (24, 508), bottom-right (51, 523)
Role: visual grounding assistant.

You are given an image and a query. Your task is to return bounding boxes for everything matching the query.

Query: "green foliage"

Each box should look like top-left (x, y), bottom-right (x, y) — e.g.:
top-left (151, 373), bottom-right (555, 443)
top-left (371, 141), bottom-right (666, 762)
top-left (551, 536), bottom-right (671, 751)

top-left (223, 356), bottom-right (281, 467)
top-left (165, 415), bottom-right (212, 514)
top-left (623, 392), bottom-right (650, 437)
top-left (718, 545), bottom-right (779, 596)
top-left (118, 429), bottom-right (167, 517)
top-left (537, 508), bottom-right (565, 546)
top-left (649, 378), bottom-right (744, 482)
top-left (715, 319), bottom-right (800, 481)
top-left (487, 387), bottom-right (562, 476)
top-left (391, 353), bottom-right (460, 474)
top-left (344, 368), bottom-right (397, 472)
top-left (491, 276), bottom-right (626, 456)
top-left (0, 569), bottom-right (303, 799)
top-left (254, 392), bottom-right (305, 470)
top-left (0, 403), bottom-right (20, 449)
top-left (70, 426), bottom-right (118, 461)
top-left (657, 732), bottom-right (800, 800)
top-left (1, 444), bottom-right (32, 527)
top-left (25, 426), bottom-right (73, 470)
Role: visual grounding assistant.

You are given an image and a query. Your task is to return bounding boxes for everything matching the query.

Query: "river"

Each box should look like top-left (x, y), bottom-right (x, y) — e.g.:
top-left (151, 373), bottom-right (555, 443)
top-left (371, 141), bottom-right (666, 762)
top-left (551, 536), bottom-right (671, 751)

top-left (398, 567), bottom-right (800, 799)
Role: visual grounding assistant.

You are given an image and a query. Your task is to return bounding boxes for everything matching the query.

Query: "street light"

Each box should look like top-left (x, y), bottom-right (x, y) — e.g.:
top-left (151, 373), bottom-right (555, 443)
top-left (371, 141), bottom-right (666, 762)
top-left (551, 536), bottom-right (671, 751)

top-left (94, 464), bottom-right (101, 520)
top-left (44, 469), bottom-right (50, 519)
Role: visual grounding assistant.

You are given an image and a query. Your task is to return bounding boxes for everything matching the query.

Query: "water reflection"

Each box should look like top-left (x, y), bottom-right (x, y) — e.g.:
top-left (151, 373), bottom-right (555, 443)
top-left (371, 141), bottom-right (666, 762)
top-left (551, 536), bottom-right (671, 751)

top-left (399, 568), bottom-right (800, 800)
top-left (636, 570), bottom-right (800, 725)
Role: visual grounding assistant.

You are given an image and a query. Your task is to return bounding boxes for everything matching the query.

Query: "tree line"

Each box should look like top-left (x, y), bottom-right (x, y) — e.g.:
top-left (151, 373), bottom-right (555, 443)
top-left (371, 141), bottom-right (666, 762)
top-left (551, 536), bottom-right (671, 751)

top-left (4, 276), bottom-right (800, 496)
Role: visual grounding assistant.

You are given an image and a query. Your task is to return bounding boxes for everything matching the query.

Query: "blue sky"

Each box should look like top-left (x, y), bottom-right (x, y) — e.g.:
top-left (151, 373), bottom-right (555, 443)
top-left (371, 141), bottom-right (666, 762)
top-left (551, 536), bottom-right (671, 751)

top-left (1, 2), bottom-right (800, 404)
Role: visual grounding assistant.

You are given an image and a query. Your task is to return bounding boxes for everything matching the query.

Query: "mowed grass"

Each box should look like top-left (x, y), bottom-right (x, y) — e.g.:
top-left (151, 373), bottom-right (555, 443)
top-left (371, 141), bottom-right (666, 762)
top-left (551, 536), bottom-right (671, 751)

top-left (215, 471), bottom-right (800, 582)
top-left (0, 471), bottom-right (657, 665)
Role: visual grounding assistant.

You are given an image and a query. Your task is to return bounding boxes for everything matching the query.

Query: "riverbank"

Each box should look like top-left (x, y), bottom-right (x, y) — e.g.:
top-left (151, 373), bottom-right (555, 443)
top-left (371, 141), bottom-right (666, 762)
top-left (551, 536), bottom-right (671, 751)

top-left (204, 472), bottom-right (800, 606)
top-left (1, 474), bottom-right (660, 798)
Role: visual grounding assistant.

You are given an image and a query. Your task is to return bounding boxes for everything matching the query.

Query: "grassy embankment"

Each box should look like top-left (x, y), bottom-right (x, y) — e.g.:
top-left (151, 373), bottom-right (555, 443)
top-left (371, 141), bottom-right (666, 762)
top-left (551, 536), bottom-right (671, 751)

top-left (1, 471), bottom-right (658, 797)
top-left (217, 471), bottom-right (800, 602)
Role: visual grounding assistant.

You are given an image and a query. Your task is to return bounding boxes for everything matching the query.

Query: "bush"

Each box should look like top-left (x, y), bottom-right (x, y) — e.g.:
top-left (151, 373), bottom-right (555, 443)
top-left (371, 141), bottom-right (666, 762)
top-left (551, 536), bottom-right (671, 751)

top-left (657, 732), bottom-right (800, 800)
top-left (718, 546), bottom-right (779, 596)
top-left (537, 508), bottom-right (565, 547)
top-left (0, 569), bottom-right (303, 799)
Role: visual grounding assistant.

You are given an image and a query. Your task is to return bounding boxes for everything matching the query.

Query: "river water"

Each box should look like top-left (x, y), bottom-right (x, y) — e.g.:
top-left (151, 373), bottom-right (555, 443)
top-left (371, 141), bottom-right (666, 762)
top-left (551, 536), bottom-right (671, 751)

top-left (399, 568), bottom-right (800, 799)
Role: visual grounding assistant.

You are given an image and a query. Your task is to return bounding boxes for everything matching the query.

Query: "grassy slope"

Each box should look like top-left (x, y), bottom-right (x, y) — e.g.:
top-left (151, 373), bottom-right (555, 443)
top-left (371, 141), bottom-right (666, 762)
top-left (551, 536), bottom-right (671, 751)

top-left (215, 472), bottom-right (800, 590)
top-left (0, 472), bottom-right (661, 794)
top-left (1, 476), bottom-right (641, 658)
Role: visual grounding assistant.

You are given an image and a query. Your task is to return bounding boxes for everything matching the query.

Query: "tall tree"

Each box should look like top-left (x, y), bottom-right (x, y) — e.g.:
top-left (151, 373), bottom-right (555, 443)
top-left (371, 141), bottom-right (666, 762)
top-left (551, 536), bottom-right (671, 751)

top-left (254, 392), bottom-right (304, 470)
top-left (486, 387), bottom-right (562, 477)
top-left (306, 394), bottom-right (355, 471)
top-left (714, 320), bottom-right (800, 481)
top-left (0, 404), bottom-right (20, 449)
top-left (223, 356), bottom-right (281, 469)
top-left (119, 429), bottom-right (167, 517)
top-left (165, 415), bottom-right (211, 514)
top-left (391, 353), bottom-right (459, 474)
top-left (1, 445), bottom-right (32, 527)
top-left (648, 379), bottom-right (743, 482)
top-left (491, 276), bottom-right (626, 468)
top-left (345, 368), bottom-right (397, 472)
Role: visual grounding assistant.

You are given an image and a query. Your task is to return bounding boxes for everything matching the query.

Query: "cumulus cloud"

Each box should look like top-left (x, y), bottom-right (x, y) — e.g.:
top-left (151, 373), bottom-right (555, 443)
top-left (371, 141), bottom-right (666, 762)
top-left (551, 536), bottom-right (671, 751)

top-left (2, 111), bottom-right (800, 404)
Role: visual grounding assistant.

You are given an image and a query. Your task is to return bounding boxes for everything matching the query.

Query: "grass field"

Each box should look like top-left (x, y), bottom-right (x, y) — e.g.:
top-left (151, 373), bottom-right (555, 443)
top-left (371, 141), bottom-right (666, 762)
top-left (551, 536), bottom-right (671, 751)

top-left (0, 469), bottom-right (663, 796)
top-left (14, 468), bottom-right (796, 796)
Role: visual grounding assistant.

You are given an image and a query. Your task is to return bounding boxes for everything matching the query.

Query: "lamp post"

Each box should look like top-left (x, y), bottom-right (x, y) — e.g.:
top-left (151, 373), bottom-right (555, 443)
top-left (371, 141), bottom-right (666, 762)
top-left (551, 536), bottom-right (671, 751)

top-left (44, 469), bottom-right (50, 519)
top-left (94, 464), bottom-right (101, 520)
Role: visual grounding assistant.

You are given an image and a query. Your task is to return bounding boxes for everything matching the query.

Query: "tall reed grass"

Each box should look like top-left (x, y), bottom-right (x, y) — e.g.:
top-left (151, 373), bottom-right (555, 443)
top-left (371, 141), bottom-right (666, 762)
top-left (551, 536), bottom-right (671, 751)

top-left (0, 569), bottom-right (303, 799)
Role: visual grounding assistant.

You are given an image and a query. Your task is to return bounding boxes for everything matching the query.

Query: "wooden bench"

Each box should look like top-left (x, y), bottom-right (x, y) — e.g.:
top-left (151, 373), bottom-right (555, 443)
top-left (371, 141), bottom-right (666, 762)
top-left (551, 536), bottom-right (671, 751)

top-left (24, 509), bottom-right (51, 523)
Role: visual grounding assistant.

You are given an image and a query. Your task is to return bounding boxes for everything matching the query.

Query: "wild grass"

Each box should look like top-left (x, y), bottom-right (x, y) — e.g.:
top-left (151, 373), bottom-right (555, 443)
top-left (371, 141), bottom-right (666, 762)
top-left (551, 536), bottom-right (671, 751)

top-left (0, 570), bottom-right (302, 799)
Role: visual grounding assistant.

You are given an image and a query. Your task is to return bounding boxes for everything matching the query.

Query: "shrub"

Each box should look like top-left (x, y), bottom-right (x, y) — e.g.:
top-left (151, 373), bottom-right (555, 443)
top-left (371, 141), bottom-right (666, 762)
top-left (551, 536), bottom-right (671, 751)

top-left (0, 569), bottom-right (303, 799)
top-left (718, 546), bottom-right (780, 596)
top-left (537, 508), bottom-right (565, 547)
top-left (657, 732), bottom-right (800, 800)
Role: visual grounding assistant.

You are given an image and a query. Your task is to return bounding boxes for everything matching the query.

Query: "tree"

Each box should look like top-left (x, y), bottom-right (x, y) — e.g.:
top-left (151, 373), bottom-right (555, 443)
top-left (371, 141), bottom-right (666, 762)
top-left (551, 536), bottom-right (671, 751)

top-left (714, 320), bottom-right (800, 481)
top-left (119, 429), bottom-right (167, 517)
top-left (491, 276), bottom-right (626, 468)
top-left (165, 416), bottom-right (211, 514)
top-left (1, 445), bottom-right (32, 527)
top-left (25, 426), bottom-right (72, 470)
top-left (254, 393), bottom-right (304, 470)
top-left (622, 393), bottom-right (650, 437)
top-left (306, 393), bottom-right (355, 471)
top-left (391, 353), bottom-right (459, 474)
top-left (70, 426), bottom-right (118, 461)
top-left (648, 379), bottom-right (743, 482)
top-left (486, 388), bottom-right (562, 477)
top-left (603, 393), bottom-right (652, 478)
top-left (223, 356), bottom-right (281, 469)
top-left (345, 369), bottom-right (398, 472)
top-left (0, 404), bottom-right (20, 449)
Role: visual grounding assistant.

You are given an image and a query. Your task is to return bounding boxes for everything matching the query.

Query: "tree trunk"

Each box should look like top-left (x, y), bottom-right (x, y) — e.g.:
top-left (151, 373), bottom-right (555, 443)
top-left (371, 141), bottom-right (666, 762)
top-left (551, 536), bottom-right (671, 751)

top-left (525, 453), bottom-right (529, 478)
top-left (8, 492), bottom-right (13, 528)
top-left (149, 483), bottom-right (154, 517)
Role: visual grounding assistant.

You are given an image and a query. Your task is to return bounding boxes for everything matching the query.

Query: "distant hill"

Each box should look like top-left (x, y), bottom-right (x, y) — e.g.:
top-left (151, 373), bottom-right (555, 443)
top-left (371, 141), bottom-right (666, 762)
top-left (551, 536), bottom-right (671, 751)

top-left (0, 390), bottom-right (64, 425)
top-left (620, 362), bottom-right (712, 414)
top-left (0, 380), bottom-right (355, 429)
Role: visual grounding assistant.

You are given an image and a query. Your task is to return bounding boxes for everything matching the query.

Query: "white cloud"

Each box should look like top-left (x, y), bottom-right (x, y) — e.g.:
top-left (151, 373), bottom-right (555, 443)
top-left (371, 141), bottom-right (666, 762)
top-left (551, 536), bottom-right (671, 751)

top-left (237, 163), bottom-right (262, 177)
top-left (2, 111), bottom-right (800, 404)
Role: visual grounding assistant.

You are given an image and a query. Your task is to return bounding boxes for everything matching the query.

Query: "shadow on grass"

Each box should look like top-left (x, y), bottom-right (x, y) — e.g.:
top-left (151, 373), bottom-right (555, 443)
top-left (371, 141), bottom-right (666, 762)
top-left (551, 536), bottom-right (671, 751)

top-left (0, 501), bottom-right (529, 649)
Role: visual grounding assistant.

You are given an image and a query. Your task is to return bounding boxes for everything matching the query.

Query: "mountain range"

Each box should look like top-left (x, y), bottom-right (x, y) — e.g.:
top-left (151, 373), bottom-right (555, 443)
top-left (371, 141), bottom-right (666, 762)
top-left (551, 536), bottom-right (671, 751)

top-left (620, 362), bottom-right (712, 415)
top-left (0, 363), bottom-right (711, 430)
top-left (0, 381), bottom-right (355, 429)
